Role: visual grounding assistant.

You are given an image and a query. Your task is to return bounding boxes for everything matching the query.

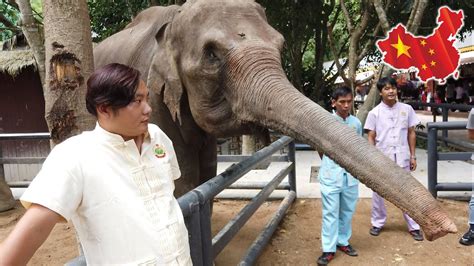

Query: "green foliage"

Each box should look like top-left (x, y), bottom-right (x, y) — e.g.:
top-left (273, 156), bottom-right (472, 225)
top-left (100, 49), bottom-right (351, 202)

top-left (30, 0), bottom-right (42, 19)
top-left (0, 0), bottom-right (43, 42)
top-left (0, 1), bottom-right (20, 41)
top-left (257, 1), bottom-right (332, 97)
top-left (422, 1), bottom-right (474, 38)
top-left (88, 0), bottom-right (146, 42)
top-left (88, 0), bottom-right (170, 42)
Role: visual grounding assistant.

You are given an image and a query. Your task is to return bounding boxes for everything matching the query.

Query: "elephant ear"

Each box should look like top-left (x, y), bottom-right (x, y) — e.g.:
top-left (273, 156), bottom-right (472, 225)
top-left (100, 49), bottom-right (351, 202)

top-left (148, 22), bottom-right (184, 125)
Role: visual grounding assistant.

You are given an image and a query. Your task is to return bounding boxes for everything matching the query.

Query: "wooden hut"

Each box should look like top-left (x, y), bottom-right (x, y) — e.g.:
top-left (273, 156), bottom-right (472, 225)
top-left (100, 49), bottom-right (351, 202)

top-left (0, 49), bottom-right (49, 183)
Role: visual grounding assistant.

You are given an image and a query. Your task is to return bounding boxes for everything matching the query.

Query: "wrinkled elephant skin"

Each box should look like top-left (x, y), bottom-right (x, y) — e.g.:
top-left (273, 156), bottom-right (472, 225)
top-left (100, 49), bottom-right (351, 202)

top-left (94, 0), bottom-right (456, 240)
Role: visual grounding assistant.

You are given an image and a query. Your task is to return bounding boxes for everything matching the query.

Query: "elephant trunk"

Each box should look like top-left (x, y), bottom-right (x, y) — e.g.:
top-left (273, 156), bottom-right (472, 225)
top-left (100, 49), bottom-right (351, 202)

top-left (223, 43), bottom-right (457, 241)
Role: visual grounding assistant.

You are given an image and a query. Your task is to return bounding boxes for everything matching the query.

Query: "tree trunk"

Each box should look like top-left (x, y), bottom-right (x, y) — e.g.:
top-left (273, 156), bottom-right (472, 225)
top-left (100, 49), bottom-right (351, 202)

top-left (242, 135), bottom-right (257, 155)
top-left (357, 0), bottom-right (428, 125)
top-left (242, 134), bottom-right (270, 169)
top-left (407, 0), bottom-right (428, 35)
top-left (356, 65), bottom-right (386, 126)
top-left (43, 0), bottom-right (95, 145)
top-left (16, 0), bottom-right (46, 86)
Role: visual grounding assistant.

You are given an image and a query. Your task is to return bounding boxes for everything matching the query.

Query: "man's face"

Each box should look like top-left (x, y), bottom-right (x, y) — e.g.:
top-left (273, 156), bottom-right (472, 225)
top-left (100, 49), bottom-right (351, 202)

top-left (108, 80), bottom-right (152, 140)
top-left (380, 84), bottom-right (398, 103)
top-left (332, 93), bottom-right (353, 118)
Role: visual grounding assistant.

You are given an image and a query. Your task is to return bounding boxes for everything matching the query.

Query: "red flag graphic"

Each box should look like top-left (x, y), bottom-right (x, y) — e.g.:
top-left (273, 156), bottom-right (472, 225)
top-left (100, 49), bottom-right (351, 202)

top-left (377, 6), bottom-right (464, 84)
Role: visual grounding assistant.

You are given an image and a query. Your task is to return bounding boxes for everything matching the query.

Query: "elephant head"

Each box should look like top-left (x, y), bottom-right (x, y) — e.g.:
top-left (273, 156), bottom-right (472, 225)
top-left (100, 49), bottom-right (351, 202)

top-left (94, 0), bottom-right (457, 241)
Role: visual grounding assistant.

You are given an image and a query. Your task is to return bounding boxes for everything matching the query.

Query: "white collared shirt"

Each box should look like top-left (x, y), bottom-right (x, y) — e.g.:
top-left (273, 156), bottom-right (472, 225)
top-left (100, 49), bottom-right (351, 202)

top-left (21, 123), bottom-right (191, 265)
top-left (364, 101), bottom-right (419, 167)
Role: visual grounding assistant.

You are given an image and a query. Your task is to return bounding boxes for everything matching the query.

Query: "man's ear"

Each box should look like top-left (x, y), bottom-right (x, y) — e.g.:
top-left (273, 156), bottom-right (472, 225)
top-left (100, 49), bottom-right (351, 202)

top-left (96, 105), bottom-right (111, 117)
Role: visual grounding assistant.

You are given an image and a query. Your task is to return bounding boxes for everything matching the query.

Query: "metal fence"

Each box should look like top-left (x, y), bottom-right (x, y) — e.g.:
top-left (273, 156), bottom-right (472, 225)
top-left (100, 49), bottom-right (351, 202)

top-left (426, 121), bottom-right (473, 197)
top-left (0, 133), bottom-right (50, 187)
top-left (178, 136), bottom-right (296, 265)
top-left (407, 102), bottom-right (472, 142)
top-left (1, 133), bottom-right (296, 265)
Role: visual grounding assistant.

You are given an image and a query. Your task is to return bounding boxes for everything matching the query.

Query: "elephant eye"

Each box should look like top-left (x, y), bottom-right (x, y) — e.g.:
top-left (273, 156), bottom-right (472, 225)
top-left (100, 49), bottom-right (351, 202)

top-left (206, 49), bottom-right (219, 63)
top-left (204, 42), bottom-right (220, 63)
top-left (208, 50), bottom-right (217, 59)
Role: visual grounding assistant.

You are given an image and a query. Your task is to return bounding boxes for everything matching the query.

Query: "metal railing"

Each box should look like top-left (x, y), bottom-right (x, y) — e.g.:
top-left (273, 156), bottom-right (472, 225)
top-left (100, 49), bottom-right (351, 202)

top-left (407, 102), bottom-right (472, 142)
top-left (1, 133), bottom-right (296, 265)
top-left (178, 136), bottom-right (296, 265)
top-left (427, 121), bottom-right (473, 197)
top-left (0, 133), bottom-right (50, 187)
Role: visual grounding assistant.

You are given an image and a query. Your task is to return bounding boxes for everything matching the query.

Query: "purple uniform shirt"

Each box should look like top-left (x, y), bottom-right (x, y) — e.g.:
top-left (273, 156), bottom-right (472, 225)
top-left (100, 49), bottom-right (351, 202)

top-left (364, 101), bottom-right (419, 168)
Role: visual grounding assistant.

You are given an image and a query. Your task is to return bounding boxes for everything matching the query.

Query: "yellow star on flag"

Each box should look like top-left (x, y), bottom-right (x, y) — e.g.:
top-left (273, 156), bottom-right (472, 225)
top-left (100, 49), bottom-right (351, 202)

top-left (391, 35), bottom-right (412, 58)
top-left (428, 49), bottom-right (435, 55)
top-left (430, 61), bottom-right (436, 66)
top-left (420, 40), bottom-right (427, 46)
top-left (421, 64), bottom-right (427, 70)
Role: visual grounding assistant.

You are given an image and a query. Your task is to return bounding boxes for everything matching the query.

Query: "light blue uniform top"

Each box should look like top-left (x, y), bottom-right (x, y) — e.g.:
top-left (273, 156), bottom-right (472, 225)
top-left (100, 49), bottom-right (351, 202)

top-left (318, 112), bottom-right (362, 188)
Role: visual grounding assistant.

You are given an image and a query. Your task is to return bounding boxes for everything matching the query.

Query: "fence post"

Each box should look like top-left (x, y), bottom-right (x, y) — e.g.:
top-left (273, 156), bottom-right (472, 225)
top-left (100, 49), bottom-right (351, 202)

top-left (288, 141), bottom-right (296, 196)
top-left (427, 126), bottom-right (438, 198)
top-left (187, 204), bottom-right (203, 266)
top-left (199, 200), bottom-right (213, 266)
top-left (441, 107), bottom-right (449, 143)
top-left (0, 145), bottom-right (4, 182)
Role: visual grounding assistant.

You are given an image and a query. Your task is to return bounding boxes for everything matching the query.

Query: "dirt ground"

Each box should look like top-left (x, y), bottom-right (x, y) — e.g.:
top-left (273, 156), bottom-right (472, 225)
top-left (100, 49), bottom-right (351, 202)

top-left (0, 198), bottom-right (472, 265)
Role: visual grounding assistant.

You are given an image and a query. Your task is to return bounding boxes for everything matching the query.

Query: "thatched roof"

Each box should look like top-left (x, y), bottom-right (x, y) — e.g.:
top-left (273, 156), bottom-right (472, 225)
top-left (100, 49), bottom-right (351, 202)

top-left (0, 50), bottom-right (37, 77)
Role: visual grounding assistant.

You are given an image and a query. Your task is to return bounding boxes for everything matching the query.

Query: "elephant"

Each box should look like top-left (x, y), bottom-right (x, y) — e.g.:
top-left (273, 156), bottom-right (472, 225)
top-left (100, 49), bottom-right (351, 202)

top-left (93, 0), bottom-right (457, 241)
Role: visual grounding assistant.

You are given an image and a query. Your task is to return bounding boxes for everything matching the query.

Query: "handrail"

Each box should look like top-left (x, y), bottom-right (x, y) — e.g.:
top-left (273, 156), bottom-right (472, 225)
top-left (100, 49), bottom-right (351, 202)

top-left (407, 101), bottom-right (472, 111)
top-left (426, 121), bottom-right (472, 197)
top-left (178, 136), bottom-right (296, 265)
top-left (192, 136), bottom-right (292, 203)
top-left (0, 133), bottom-right (51, 140)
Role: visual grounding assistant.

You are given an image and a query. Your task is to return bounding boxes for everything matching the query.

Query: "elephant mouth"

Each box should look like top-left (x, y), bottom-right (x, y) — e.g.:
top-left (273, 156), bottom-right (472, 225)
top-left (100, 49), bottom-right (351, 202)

top-left (193, 98), bottom-right (263, 138)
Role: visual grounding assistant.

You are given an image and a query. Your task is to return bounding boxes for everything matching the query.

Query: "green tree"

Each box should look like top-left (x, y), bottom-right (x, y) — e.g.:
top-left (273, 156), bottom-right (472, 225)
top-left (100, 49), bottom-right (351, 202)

top-left (258, 0), bottom-right (337, 108)
top-left (0, 0), bottom-right (42, 42)
top-left (88, 0), bottom-right (170, 42)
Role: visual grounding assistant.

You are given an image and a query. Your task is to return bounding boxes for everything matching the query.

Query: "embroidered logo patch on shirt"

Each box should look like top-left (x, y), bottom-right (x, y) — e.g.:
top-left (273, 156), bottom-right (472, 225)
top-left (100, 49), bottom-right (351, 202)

top-left (401, 111), bottom-right (407, 116)
top-left (154, 144), bottom-right (166, 158)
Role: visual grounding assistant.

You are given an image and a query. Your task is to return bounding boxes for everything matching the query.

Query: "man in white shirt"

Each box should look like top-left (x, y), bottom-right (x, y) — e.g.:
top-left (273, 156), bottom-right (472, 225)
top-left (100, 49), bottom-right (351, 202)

top-left (0, 63), bottom-right (192, 265)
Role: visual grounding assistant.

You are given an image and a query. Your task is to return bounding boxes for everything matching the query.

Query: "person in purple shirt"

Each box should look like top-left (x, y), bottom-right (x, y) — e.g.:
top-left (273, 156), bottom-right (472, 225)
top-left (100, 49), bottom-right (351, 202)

top-left (364, 77), bottom-right (424, 241)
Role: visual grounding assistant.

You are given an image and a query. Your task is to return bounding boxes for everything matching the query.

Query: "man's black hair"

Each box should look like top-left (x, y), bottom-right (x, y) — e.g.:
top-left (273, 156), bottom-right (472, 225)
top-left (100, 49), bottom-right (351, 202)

top-left (332, 86), bottom-right (353, 101)
top-left (86, 63), bottom-right (141, 116)
top-left (377, 77), bottom-right (397, 92)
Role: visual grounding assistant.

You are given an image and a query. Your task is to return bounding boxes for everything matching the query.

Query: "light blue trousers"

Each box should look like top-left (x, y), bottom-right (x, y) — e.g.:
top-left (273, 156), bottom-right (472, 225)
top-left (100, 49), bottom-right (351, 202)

top-left (320, 177), bottom-right (358, 252)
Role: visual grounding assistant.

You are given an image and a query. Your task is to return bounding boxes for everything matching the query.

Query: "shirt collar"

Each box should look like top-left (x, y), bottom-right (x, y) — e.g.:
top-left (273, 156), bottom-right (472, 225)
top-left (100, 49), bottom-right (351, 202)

top-left (93, 122), bottom-right (152, 145)
top-left (381, 101), bottom-right (398, 109)
top-left (332, 110), bottom-right (350, 122)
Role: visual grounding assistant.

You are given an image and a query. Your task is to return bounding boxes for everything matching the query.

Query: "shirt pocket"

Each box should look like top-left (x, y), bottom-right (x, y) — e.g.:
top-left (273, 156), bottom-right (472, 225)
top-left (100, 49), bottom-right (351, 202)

top-left (147, 158), bottom-right (175, 196)
top-left (399, 116), bottom-right (409, 129)
top-left (319, 167), bottom-right (340, 186)
top-left (397, 151), bottom-right (411, 168)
